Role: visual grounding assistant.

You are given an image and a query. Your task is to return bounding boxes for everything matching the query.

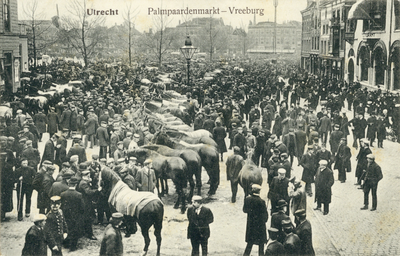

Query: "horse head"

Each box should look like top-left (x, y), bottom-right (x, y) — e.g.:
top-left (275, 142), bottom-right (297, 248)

top-left (152, 131), bottom-right (175, 148)
top-left (100, 167), bottom-right (121, 196)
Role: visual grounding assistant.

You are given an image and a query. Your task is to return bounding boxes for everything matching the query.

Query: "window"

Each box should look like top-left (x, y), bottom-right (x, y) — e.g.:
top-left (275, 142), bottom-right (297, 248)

top-left (363, 1), bottom-right (387, 31)
top-left (396, 0), bottom-right (400, 30)
top-left (3, 0), bottom-right (11, 32)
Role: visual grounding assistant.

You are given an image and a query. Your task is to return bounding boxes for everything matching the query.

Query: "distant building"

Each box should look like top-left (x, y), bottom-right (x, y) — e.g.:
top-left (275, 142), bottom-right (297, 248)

top-left (0, 0), bottom-right (29, 94)
top-left (247, 20), bottom-right (302, 56)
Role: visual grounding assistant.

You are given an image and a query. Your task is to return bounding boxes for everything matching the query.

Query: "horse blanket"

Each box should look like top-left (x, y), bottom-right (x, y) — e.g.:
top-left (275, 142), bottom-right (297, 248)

top-left (108, 180), bottom-right (162, 218)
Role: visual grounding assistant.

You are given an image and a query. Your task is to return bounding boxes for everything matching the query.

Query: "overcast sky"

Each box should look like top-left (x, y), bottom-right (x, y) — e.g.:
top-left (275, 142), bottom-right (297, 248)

top-left (18, 0), bottom-right (308, 32)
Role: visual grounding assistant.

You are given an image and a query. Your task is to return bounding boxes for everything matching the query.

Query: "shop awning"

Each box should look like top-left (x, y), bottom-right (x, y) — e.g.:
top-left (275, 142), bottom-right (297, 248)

top-left (348, 0), bottom-right (386, 20)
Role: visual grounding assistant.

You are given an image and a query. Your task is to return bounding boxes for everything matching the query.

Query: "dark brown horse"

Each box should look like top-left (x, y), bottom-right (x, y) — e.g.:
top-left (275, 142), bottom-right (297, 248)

top-left (152, 131), bottom-right (220, 196)
top-left (100, 167), bottom-right (163, 256)
top-left (239, 151), bottom-right (264, 197)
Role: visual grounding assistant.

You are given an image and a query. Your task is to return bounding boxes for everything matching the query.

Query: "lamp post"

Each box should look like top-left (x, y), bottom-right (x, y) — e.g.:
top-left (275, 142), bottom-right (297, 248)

top-left (273, 0), bottom-right (278, 55)
top-left (180, 36), bottom-right (197, 86)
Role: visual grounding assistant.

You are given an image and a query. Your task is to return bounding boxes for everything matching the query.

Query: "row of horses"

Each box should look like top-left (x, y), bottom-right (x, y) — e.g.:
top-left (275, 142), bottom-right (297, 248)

top-left (98, 92), bottom-right (263, 256)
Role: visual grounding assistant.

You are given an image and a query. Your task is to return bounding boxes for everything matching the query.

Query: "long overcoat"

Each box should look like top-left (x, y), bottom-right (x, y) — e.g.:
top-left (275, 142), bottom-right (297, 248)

top-left (100, 224), bottom-right (123, 256)
top-left (314, 167), bottom-right (334, 204)
top-left (33, 112), bottom-right (47, 134)
top-left (22, 225), bottom-right (48, 256)
top-left (243, 194), bottom-right (268, 244)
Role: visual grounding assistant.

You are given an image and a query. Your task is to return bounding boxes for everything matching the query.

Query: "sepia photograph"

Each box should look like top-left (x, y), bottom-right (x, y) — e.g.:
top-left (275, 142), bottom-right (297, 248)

top-left (1, 0), bottom-right (400, 255)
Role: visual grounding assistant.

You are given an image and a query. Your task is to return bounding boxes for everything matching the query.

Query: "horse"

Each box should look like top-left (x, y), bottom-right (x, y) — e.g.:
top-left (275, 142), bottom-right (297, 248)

top-left (152, 131), bottom-right (220, 196)
top-left (238, 150), bottom-right (263, 197)
top-left (100, 167), bottom-right (163, 256)
top-left (127, 147), bottom-right (188, 213)
top-left (163, 128), bottom-right (217, 147)
top-left (143, 144), bottom-right (202, 201)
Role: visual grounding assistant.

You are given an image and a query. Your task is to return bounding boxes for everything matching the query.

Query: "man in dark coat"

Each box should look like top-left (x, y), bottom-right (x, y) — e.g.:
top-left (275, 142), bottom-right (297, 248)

top-left (294, 209), bottom-right (315, 256)
top-left (55, 141), bottom-right (67, 168)
top-left (283, 221), bottom-right (301, 256)
top-left (33, 161), bottom-right (51, 214)
top-left (226, 146), bottom-right (245, 203)
top-left (21, 140), bottom-right (41, 169)
top-left (67, 137), bottom-right (87, 163)
top-left (271, 200), bottom-right (291, 244)
top-left (334, 138), bottom-right (352, 183)
top-left (294, 125), bottom-right (307, 162)
top-left (96, 121), bottom-right (109, 159)
top-left (49, 170), bottom-right (74, 197)
top-left (77, 170), bottom-right (99, 240)
top-left (213, 121), bottom-right (227, 161)
top-left (33, 110), bottom-right (47, 142)
top-left (355, 139), bottom-right (372, 185)
top-left (60, 177), bottom-right (85, 251)
top-left (282, 129), bottom-right (297, 166)
top-left (47, 107), bottom-right (59, 138)
top-left (360, 154), bottom-right (383, 211)
top-left (14, 158), bottom-right (36, 221)
top-left (44, 196), bottom-right (68, 256)
top-left (314, 160), bottom-right (334, 215)
top-left (329, 124), bottom-right (344, 154)
top-left (268, 169), bottom-right (290, 215)
top-left (187, 195), bottom-right (214, 256)
top-left (318, 114), bottom-right (331, 144)
top-left (1, 151), bottom-right (14, 220)
top-left (243, 184), bottom-right (268, 256)
top-left (22, 214), bottom-right (48, 256)
top-left (299, 146), bottom-right (316, 196)
top-left (265, 228), bottom-right (285, 256)
top-left (233, 126), bottom-right (247, 159)
top-left (59, 106), bottom-right (71, 134)
top-left (84, 112), bottom-right (98, 148)
top-left (41, 134), bottom-right (58, 165)
top-left (42, 165), bottom-right (56, 213)
top-left (100, 212), bottom-right (124, 256)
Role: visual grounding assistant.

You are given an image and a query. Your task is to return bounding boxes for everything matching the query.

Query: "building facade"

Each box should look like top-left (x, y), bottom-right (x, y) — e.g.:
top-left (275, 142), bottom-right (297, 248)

top-left (346, 0), bottom-right (400, 91)
top-left (0, 0), bottom-right (28, 95)
top-left (247, 21), bottom-right (302, 57)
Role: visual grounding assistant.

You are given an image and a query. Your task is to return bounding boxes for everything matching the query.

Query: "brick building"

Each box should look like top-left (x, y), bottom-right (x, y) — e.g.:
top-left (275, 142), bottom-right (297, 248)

top-left (0, 0), bottom-right (28, 95)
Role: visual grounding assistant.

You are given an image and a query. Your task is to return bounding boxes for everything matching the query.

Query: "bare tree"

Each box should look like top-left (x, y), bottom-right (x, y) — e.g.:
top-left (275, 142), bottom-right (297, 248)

top-left (23, 0), bottom-right (57, 68)
top-left (59, 0), bottom-right (105, 68)
top-left (122, 2), bottom-right (139, 66)
top-left (139, 1), bottom-right (174, 67)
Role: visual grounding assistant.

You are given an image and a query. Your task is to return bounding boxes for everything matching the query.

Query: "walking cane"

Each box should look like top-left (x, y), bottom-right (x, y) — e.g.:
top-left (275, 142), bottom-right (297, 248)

top-left (17, 180), bottom-right (23, 213)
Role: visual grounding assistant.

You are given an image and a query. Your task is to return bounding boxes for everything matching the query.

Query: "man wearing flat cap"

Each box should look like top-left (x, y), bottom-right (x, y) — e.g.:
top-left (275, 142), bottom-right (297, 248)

top-left (67, 137), bottom-right (87, 163)
top-left (355, 139), bottom-right (372, 186)
top-left (299, 145), bottom-right (316, 197)
top-left (334, 137), bottom-right (351, 183)
top-left (44, 196), bottom-right (68, 256)
top-left (60, 177), bottom-right (85, 251)
top-left (15, 158), bottom-right (36, 221)
top-left (360, 154), bottom-right (383, 211)
top-left (21, 140), bottom-right (41, 169)
top-left (96, 121), bottom-right (109, 159)
top-left (136, 159), bottom-right (156, 193)
top-left (187, 195), bottom-right (214, 256)
top-left (50, 169), bottom-right (74, 197)
top-left (22, 214), bottom-right (47, 256)
top-left (265, 228), bottom-right (285, 256)
top-left (100, 212), bottom-right (124, 256)
top-left (314, 160), bottom-right (334, 215)
top-left (243, 184), bottom-right (268, 256)
top-left (268, 168), bottom-right (290, 215)
top-left (41, 134), bottom-right (58, 165)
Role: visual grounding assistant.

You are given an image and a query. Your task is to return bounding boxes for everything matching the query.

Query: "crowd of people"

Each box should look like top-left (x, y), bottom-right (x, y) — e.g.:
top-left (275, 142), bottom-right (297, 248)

top-left (0, 57), bottom-right (394, 255)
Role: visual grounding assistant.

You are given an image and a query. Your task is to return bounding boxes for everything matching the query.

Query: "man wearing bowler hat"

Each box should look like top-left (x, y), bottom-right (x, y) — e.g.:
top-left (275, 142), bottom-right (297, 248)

top-left (294, 209), bottom-right (315, 256)
top-left (360, 154), bottom-right (383, 211)
top-left (243, 184), bottom-right (268, 256)
top-left (187, 195), bottom-right (214, 256)
top-left (271, 199), bottom-right (291, 244)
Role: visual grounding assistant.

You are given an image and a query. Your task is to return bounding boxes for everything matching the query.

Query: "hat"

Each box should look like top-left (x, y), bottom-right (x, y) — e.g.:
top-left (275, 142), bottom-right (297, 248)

top-left (251, 184), bottom-right (262, 195)
top-left (100, 158), bottom-right (107, 163)
top-left (282, 219), bottom-right (292, 228)
top-left (23, 124), bottom-right (30, 128)
top-left (192, 195), bottom-right (202, 202)
top-left (17, 109), bottom-right (23, 113)
top-left (294, 209), bottom-right (306, 217)
top-left (81, 170), bottom-right (90, 176)
top-left (340, 137), bottom-right (347, 141)
top-left (319, 160), bottom-right (328, 165)
top-left (32, 214), bottom-right (47, 223)
top-left (126, 132), bottom-right (133, 136)
top-left (107, 158), bottom-right (115, 164)
top-left (68, 177), bottom-right (80, 185)
top-left (117, 158), bottom-right (125, 163)
top-left (307, 145), bottom-right (313, 149)
top-left (367, 154), bottom-right (375, 160)
top-left (0, 136), bottom-right (7, 142)
top-left (117, 141), bottom-right (123, 146)
top-left (42, 160), bottom-right (52, 166)
top-left (334, 124), bottom-right (340, 128)
top-left (62, 170), bottom-right (75, 179)
top-left (70, 155), bottom-right (79, 162)
top-left (92, 154), bottom-right (99, 160)
top-left (7, 136), bottom-right (14, 141)
top-left (50, 196), bottom-right (61, 204)
top-left (119, 167), bottom-right (128, 174)
top-left (101, 121), bottom-right (107, 125)
top-left (277, 199), bottom-right (288, 208)
top-left (278, 168), bottom-right (286, 174)
top-left (62, 162), bottom-right (71, 168)
top-left (19, 138), bottom-right (27, 143)
top-left (133, 133), bottom-right (140, 138)
top-left (26, 140), bottom-right (32, 145)
top-left (129, 156), bottom-right (137, 161)
top-left (79, 163), bottom-right (87, 170)
top-left (111, 212), bottom-right (124, 220)
top-left (47, 165), bottom-right (56, 171)
top-left (268, 228), bottom-right (279, 234)
top-left (144, 159), bottom-right (152, 165)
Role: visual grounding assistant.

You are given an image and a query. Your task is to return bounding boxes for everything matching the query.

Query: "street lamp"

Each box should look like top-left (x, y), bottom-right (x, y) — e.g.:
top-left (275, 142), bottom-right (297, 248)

top-left (273, 0), bottom-right (278, 55)
top-left (180, 36), bottom-right (197, 86)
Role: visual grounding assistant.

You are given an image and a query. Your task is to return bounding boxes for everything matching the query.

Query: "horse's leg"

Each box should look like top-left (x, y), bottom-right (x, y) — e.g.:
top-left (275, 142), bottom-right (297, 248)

top-left (187, 174), bottom-right (195, 202)
top-left (156, 177), bottom-right (163, 197)
top-left (195, 167), bottom-right (202, 195)
top-left (141, 225), bottom-right (151, 255)
top-left (173, 187), bottom-right (180, 209)
top-left (180, 186), bottom-right (187, 214)
top-left (154, 205), bottom-right (163, 256)
top-left (164, 177), bottom-right (169, 195)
